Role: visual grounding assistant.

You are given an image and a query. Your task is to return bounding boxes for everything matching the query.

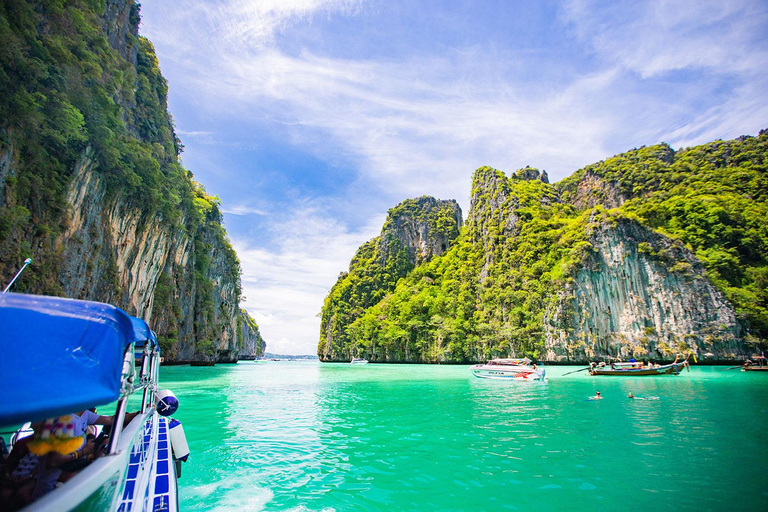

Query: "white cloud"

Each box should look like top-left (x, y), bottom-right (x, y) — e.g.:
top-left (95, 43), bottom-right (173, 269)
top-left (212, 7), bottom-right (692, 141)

top-left (221, 204), bottom-right (270, 216)
top-left (141, 0), bottom-right (364, 58)
top-left (148, 1), bottom-right (768, 197)
top-left (558, 0), bottom-right (768, 148)
top-left (176, 130), bottom-right (214, 137)
top-left (561, 0), bottom-right (768, 77)
top-left (233, 203), bottom-right (384, 354)
top-left (183, 48), bottom-right (623, 192)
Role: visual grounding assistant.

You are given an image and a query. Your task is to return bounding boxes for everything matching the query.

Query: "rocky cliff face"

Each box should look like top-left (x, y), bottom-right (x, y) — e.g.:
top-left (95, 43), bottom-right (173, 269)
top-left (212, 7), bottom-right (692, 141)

top-left (379, 196), bottom-right (463, 266)
top-left (318, 144), bottom-right (762, 363)
top-left (544, 219), bottom-right (745, 361)
top-left (53, 122), bottom-right (265, 363)
top-left (0, 1), bottom-right (265, 362)
top-left (318, 196), bottom-right (462, 361)
top-left (237, 308), bottom-right (267, 360)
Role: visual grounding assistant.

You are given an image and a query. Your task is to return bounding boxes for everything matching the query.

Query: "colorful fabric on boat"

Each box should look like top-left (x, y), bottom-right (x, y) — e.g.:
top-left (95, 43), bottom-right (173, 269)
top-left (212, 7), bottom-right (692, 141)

top-left (28, 415), bottom-right (85, 455)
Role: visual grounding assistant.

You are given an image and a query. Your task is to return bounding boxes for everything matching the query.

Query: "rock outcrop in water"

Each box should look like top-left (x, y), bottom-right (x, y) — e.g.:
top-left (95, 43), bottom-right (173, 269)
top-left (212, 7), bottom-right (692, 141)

top-left (0, 1), bottom-right (265, 362)
top-left (319, 134), bottom-right (768, 363)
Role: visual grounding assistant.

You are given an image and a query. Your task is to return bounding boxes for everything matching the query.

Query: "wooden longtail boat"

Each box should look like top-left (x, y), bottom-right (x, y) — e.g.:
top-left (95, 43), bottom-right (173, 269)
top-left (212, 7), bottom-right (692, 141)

top-left (742, 355), bottom-right (768, 372)
top-left (589, 355), bottom-right (689, 376)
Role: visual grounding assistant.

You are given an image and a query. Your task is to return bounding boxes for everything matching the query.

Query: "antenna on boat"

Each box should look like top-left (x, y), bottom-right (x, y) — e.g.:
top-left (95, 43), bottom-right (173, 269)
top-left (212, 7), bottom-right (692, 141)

top-left (3, 258), bottom-right (32, 293)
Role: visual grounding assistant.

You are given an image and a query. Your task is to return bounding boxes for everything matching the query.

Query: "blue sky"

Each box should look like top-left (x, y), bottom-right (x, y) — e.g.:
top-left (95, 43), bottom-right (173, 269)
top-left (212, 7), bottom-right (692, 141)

top-left (139, 0), bottom-right (768, 355)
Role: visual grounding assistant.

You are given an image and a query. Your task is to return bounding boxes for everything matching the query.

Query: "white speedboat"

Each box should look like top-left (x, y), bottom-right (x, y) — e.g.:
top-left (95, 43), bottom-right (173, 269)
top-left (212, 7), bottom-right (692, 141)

top-left (470, 358), bottom-right (546, 380)
top-left (0, 293), bottom-right (189, 512)
top-left (350, 358), bottom-right (369, 364)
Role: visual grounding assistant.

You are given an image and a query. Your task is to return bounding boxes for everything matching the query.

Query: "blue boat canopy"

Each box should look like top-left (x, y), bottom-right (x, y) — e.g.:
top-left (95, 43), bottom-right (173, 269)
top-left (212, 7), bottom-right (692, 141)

top-left (130, 316), bottom-right (158, 348)
top-left (0, 293), bottom-right (136, 427)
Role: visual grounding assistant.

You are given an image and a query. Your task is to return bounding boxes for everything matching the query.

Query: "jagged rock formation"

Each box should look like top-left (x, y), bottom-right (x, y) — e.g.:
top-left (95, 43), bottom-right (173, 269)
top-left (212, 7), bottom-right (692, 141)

top-left (544, 219), bottom-right (745, 361)
top-left (0, 1), bottom-right (265, 362)
top-left (319, 133), bottom-right (767, 363)
top-left (319, 196), bottom-right (462, 361)
top-left (380, 196), bottom-right (462, 266)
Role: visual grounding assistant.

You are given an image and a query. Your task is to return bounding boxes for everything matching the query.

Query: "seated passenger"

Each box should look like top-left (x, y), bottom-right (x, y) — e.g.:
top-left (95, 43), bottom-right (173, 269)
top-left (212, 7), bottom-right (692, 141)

top-left (29, 409), bottom-right (139, 502)
top-left (0, 425), bottom-right (43, 511)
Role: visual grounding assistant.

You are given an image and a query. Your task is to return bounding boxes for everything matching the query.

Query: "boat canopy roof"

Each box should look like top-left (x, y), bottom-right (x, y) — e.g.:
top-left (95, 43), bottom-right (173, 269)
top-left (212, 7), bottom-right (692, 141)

top-left (0, 293), bottom-right (137, 426)
top-left (131, 316), bottom-right (158, 349)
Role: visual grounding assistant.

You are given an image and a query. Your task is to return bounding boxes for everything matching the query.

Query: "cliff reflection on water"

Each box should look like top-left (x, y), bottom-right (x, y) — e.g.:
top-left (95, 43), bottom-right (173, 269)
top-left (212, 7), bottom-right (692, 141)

top-left (159, 362), bottom-right (768, 511)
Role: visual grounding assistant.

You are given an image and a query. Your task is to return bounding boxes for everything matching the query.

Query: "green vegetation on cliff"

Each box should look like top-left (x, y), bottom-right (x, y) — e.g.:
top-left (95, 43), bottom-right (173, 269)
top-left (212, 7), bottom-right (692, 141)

top-left (320, 196), bottom-right (462, 359)
top-left (0, 1), bottom-right (260, 361)
top-left (559, 135), bottom-right (768, 336)
top-left (319, 132), bottom-right (768, 362)
top-left (0, 1), bottom-right (211, 286)
top-left (339, 169), bottom-right (599, 361)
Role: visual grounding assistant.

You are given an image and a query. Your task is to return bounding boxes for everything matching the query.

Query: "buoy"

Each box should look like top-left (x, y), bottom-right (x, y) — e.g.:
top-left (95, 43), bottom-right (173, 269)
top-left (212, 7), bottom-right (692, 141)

top-left (156, 389), bottom-right (179, 416)
top-left (168, 418), bottom-right (189, 462)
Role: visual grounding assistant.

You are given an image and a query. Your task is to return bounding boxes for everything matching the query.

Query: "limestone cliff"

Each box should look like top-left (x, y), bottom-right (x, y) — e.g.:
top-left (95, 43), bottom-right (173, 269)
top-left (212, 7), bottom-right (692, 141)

top-left (319, 196), bottom-right (462, 362)
top-left (543, 218), bottom-right (745, 361)
top-left (0, 1), bottom-right (265, 362)
top-left (318, 132), bottom-right (766, 363)
top-left (379, 196), bottom-right (463, 267)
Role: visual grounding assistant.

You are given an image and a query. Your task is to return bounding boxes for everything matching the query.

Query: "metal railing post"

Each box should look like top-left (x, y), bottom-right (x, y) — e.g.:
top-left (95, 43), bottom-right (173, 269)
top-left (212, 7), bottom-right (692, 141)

top-left (107, 346), bottom-right (135, 455)
top-left (140, 343), bottom-right (152, 413)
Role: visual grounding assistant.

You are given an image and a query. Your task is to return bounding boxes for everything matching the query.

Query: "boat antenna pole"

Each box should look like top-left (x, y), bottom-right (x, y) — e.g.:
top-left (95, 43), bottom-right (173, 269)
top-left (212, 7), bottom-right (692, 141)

top-left (3, 258), bottom-right (32, 293)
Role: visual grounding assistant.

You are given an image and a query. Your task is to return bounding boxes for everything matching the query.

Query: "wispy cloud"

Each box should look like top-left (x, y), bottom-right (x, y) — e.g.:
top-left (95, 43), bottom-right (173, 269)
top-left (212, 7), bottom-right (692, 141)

top-left (561, 0), bottom-right (768, 78)
top-left (233, 202), bottom-right (384, 354)
top-left (176, 130), bottom-right (214, 137)
top-left (141, 0), bottom-right (364, 57)
top-left (221, 205), bottom-right (270, 216)
top-left (559, 0), bottom-right (768, 147)
top-left (146, 0), bottom-right (768, 194)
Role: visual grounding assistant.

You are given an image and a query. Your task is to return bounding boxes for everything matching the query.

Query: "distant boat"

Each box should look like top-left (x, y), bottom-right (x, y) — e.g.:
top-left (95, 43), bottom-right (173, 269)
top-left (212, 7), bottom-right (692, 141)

top-left (350, 358), bottom-right (369, 364)
top-left (589, 355), bottom-right (689, 376)
top-left (470, 358), bottom-right (546, 380)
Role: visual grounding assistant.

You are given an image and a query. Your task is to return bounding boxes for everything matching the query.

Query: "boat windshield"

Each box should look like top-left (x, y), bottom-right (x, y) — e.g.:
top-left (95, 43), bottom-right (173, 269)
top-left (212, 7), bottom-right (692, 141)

top-left (488, 358), bottom-right (532, 366)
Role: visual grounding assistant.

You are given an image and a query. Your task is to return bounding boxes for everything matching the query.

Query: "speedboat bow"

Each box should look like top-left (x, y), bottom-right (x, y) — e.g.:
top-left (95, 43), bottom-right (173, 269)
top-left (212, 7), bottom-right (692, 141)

top-left (470, 358), bottom-right (546, 380)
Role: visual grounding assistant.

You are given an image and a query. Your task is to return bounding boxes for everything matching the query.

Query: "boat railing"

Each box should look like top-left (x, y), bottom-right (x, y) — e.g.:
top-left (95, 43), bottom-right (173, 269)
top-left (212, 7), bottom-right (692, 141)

top-left (107, 328), bottom-right (160, 455)
top-left (488, 358), bottom-right (532, 366)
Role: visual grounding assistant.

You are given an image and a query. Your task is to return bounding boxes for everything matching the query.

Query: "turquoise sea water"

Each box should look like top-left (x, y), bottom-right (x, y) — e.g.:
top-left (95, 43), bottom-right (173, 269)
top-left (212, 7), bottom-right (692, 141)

top-left (160, 362), bottom-right (768, 511)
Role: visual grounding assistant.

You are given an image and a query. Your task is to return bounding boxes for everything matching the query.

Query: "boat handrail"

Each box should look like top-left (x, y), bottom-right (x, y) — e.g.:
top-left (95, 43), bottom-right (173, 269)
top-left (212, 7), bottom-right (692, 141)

top-left (488, 358), bottom-right (532, 365)
top-left (107, 328), bottom-right (160, 455)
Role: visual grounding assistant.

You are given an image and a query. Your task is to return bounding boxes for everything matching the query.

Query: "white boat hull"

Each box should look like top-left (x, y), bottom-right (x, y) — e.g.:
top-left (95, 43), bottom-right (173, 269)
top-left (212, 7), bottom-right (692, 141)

top-left (471, 366), bottom-right (546, 381)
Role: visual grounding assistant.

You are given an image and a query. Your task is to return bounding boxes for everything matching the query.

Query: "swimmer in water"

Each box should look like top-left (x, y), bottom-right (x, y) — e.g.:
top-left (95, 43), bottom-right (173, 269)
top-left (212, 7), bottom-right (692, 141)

top-left (628, 392), bottom-right (635, 399)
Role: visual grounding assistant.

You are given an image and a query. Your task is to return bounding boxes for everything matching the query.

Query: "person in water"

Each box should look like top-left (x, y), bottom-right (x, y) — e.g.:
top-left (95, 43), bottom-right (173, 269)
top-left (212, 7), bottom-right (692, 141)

top-left (593, 391), bottom-right (602, 399)
top-left (628, 392), bottom-right (635, 399)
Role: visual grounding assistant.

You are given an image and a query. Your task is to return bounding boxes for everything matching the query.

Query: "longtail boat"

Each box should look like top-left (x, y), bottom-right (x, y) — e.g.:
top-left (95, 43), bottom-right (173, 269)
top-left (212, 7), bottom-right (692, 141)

top-left (589, 355), bottom-right (689, 376)
top-left (742, 355), bottom-right (768, 372)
